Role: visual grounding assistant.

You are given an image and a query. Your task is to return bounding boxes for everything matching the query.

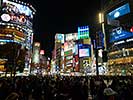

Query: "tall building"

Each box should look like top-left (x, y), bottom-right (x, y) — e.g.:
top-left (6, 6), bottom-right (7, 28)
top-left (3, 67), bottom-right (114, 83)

top-left (78, 26), bottom-right (94, 75)
top-left (0, 0), bottom-right (36, 73)
top-left (54, 33), bottom-right (64, 72)
top-left (64, 33), bottom-right (78, 72)
top-left (32, 42), bottom-right (40, 64)
top-left (52, 33), bottom-right (79, 74)
top-left (103, 0), bottom-right (133, 75)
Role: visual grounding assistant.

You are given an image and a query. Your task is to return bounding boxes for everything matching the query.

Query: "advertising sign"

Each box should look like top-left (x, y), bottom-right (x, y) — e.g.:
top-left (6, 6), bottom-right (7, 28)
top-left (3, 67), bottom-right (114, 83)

top-left (79, 49), bottom-right (90, 58)
top-left (78, 26), bottom-right (89, 39)
top-left (110, 27), bottom-right (133, 42)
top-left (56, 34), bottom-right (64, 43)
top-left (107, 3), bottom-right (130, 20)
top-left (65, 33), bottom-right (78, 41)
top-left (64, 49), bottom-right (72, 56)
top-left (0, 0), bottom-right (33, 28)
top-left (64, 41), bottom-right (74, 51)
top-left (73, 55), bottom-right (79, 71)
top-left (96, 31), bottom-right (104, 49)
top-left (73, 44), bottom-right (78, 55)
top-left (78, 44), bottom-right (91, 58)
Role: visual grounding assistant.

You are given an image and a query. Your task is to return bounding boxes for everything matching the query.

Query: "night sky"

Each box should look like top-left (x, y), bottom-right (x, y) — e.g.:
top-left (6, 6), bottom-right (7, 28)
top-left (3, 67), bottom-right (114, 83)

top-left (25, 0), bottom-right (101, 57)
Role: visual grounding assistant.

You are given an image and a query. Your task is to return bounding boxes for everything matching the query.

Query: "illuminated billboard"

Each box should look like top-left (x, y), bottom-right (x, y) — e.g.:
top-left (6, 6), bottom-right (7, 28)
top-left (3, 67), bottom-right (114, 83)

top-left (78, 26), bottom-right (89, 39)
top-left (96, 31), bottom-right (104, 49)
top-left (78, 44), bottom-right (91, 58)
top-left (65, 33), bottom-right (78, 41)
top-left (32, 42), bottom-right (40, 64)
top-left (64, 41), bottom-right (74, 51)
top-left (79, 49), bottom-right (90, 58)
top-left (110, 27), bottom-right (133, 42)
top-left (107, 3), bottom-right (130, 20)
top-left (0, 0), bottom-right (33, 28)
top-left (55, 34), bottom-right (64, 43)
top-left (73, 44), bottom-right (78, 55)
top-left (64, 33), bottom-right (77, 51)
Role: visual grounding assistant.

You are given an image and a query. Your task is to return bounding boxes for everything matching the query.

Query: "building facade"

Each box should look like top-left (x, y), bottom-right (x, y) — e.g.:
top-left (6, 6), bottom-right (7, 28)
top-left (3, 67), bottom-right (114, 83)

top-left (103, 0), bottom-right (133, 75)
top-left (0, 0), bottom-right (36, 74)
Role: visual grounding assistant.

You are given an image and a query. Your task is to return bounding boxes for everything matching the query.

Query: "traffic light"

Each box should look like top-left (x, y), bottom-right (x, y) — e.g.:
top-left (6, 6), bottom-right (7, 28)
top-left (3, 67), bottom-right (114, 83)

top-left (130, 26), bottom-right (133, 32)
top-left (102, 50), bottom-right (108, 62)
top-left (122, 24), bottom-right (133, 33)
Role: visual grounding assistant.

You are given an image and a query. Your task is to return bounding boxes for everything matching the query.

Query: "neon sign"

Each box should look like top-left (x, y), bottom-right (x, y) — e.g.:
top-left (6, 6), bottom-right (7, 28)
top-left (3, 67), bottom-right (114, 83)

top-left (107, 3), bottom-right (130, 20)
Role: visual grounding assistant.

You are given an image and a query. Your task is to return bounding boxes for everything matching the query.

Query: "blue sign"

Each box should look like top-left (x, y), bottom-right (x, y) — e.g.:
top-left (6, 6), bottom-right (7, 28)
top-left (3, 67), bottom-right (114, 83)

top-left (56, 34), bottom-right (64, 43)
top-left (107, 3), bottom-right (130, 20)
top-left (97, 32), bottom-right (104, 49)
top-left (110, 27), bottom-right (133, 42)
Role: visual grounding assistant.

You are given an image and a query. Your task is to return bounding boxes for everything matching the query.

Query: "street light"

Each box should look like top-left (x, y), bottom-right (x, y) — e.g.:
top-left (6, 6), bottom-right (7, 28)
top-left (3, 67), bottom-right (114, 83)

top-left (94, 12), bottom-right (107, 76)
top-left (99, 13), bottom-right (104, 23)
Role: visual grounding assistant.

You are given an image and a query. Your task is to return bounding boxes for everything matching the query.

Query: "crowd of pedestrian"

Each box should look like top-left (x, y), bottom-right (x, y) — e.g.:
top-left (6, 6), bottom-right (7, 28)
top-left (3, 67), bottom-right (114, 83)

top-left (0, 75), bottom-right (132, 100)
top-left (89, 76), bottom-right (133, 100)
top-left (0, 75), bottom-right (88, 100)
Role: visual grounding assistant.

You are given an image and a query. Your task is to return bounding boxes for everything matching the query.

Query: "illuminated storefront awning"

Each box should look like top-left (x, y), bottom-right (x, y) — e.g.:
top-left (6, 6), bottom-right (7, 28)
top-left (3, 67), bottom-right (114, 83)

top-left (108, 56), bottom-right (133, 65)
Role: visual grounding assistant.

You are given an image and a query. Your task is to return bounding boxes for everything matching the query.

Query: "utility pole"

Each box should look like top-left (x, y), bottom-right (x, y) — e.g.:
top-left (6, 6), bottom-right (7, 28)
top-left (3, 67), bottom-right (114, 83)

top-left (100, 0), bottom-right (107, 51)
top-left (95, 49), bottom-right (99, 76)
top-left (93, 39), bottom-right (99, 76)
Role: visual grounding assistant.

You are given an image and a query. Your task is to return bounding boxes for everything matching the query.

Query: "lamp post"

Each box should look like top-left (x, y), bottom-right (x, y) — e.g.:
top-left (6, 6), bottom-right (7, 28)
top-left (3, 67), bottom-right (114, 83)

top-left (93, 37), bottom-right (99, 76)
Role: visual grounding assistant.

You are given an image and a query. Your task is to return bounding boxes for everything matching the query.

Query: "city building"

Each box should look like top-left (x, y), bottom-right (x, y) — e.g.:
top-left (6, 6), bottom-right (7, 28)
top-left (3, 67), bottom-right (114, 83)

top-left (52, 26), bottom-right (93, 75)
top-left (52, 33), bottom-right (64, 73)
top-left (0, 0), bottom-right (36, 74)
top-left (103, 0), bottom-right (133, 75)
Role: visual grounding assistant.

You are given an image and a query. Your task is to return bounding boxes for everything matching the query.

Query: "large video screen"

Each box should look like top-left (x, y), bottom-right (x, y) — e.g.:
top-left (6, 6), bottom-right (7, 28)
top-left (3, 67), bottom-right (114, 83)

top-left (110, 27), bottom-right (133, 42)
top-left (78, 44), bottom-right (91, 58)
top-left (107, 3), bottom-right (130, 20)
top-left (79, 48), bottom-right (90, 58)
top-left (0, 0), bottom-right (33, 28)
